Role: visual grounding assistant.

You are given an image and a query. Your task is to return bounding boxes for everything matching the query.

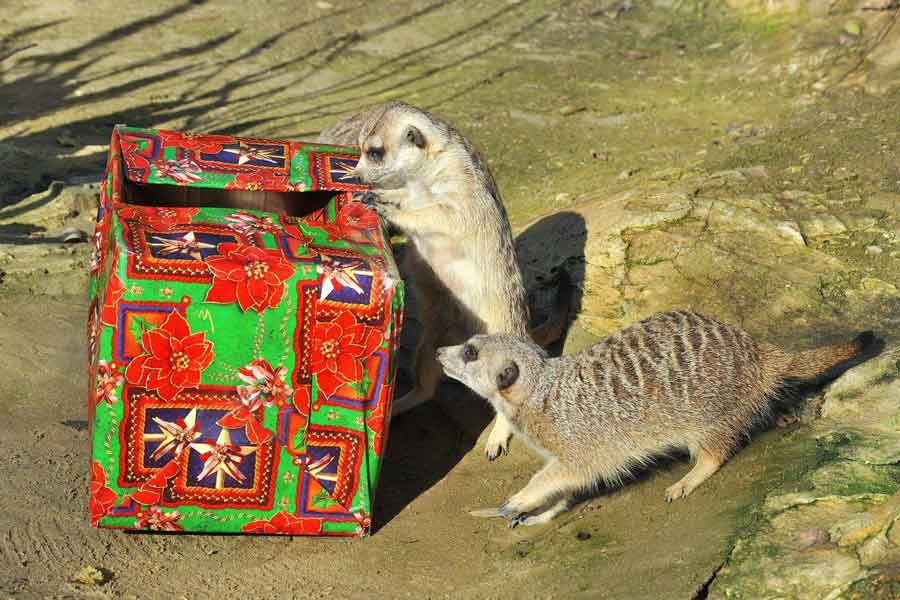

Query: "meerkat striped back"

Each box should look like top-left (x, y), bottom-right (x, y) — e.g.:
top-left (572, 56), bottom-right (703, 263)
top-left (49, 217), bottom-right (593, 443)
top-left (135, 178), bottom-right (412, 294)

top-left (581, 311), bottom-right (767, 412)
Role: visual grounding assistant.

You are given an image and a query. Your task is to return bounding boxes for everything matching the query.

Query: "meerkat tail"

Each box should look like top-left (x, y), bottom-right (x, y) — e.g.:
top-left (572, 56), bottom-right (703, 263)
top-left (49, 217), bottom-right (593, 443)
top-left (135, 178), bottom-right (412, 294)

top-left (778, 331), bottom-right (877, 381)
top-left (530, 269), bottom-right (574, 347)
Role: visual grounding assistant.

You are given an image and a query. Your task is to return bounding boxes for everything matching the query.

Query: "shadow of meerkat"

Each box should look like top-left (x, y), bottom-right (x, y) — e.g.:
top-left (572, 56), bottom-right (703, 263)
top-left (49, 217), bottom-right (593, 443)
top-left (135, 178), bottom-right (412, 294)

top-left (374, 211), bottom-right (586, 531)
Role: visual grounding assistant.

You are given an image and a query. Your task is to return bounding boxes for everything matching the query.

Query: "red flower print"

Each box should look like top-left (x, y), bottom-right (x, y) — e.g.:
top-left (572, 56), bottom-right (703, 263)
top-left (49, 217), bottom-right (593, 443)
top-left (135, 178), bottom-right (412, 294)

top-left (130, 460), bottom-right (180, 505)
top-left (118, 206), bottom-right (199, 231)
top-left (95, 360), bottom-right (124, 406)
top-left (204, 243), bottom-right (294, 312)
top-left (134, 505), bottom-right (183, 532)
top-left (225, 172), bottom-right (290, 192)
top-left (309, 311), bottom-right (382, 399)
top-left (100, 272), bottom-right (125, 326)
top-left (367, 395), bottom-right (389, 456)
top-left (242, 511), bottom-right (322, 535)
top-left (156, 130), bottom-right (233, 154)
top-left (124, 310), bottom-right (214, 401)
top-left (89, 461), bottom-right (118, 526)
top-left (337, 201), bottom-right (378, 230)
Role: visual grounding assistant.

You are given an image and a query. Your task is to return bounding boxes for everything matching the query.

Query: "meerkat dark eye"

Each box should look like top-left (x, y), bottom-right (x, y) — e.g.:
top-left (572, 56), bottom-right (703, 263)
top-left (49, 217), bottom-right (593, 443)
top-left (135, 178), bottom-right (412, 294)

top-left (496, 362), bottom-right (519, 391)
top-left (366, 147), bottom-right (384, 162)
top-left (405, 126), bottom-right (425, 148)
top-left (462, 344), bottom-right (478, 362)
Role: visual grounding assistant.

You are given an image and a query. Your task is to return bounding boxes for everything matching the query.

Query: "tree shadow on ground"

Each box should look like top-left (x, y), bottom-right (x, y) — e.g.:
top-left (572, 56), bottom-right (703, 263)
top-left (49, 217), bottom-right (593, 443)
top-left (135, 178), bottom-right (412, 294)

top-left (2, 0), bottom-right (558, 206)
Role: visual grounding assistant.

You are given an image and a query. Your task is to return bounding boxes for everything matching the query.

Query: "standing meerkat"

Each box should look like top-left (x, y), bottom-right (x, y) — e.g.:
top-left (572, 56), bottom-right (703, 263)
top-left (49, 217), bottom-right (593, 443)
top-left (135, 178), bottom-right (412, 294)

top-left (317, 101), bottom-right (569, 460)
top-left (437, 311), bottom-right (876, 526)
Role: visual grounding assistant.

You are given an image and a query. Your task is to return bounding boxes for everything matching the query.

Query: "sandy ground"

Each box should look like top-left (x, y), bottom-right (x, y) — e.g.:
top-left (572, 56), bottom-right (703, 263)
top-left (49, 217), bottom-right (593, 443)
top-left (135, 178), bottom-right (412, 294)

top-left (2, 1), bottom-right (900, 598)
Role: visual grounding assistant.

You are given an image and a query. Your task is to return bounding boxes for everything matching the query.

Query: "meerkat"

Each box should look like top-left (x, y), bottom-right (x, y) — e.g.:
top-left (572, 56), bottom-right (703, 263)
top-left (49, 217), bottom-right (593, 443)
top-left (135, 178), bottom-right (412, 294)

top-left (437, 311), bottom-right (876, 527)
top-left (318, 101), bottom-right (569, 460)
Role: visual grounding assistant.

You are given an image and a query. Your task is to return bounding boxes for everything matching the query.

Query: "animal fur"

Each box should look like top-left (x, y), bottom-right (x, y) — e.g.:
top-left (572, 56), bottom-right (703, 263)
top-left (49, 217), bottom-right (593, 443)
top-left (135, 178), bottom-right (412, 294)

top-left (437, 311), bottom-right (876, 526)
top-left (318, 101), bottom-right (569, 459)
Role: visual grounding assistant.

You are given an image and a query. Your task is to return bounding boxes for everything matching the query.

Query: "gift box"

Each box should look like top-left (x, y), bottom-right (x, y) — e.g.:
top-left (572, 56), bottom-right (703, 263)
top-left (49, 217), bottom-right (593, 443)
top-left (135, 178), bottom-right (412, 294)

top-left (87, 126), bottom-right (404, 537)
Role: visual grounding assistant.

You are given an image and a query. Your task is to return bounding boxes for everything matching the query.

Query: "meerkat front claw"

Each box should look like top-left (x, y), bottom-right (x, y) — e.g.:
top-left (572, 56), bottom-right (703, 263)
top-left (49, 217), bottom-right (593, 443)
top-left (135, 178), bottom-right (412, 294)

top-left (508, 514), bottom-right (530, 529)
top-left (360, 191), bottom-right (380, 205)
top-left (484, 442), bottom-right (506, 461)
top-left (484, 433), bottom-right (510, 461)
top-left (665, 482), bottom-right (687, 502)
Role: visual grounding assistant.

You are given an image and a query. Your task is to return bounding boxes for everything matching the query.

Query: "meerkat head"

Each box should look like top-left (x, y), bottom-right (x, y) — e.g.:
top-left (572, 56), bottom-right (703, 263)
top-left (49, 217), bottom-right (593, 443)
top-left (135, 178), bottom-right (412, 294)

top-left (353, 101), bottom-right (447, 188)
top-left (436, 335), bottom-right (547, 419)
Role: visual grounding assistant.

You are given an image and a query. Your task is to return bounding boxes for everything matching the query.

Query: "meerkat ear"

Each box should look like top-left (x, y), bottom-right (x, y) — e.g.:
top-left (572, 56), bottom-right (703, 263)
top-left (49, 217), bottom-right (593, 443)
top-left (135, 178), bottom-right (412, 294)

top-left (405, 126), bottom-right (426, 149)
top-left (496, 361), bottom-right (519, 391)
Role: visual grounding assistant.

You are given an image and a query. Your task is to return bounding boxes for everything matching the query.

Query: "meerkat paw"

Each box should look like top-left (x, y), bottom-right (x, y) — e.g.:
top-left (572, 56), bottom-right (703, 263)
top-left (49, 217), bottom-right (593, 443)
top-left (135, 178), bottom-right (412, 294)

top-left (665, 481), bottom-right (693, 502)
top-left (507, 513), bottom-right (544, 528)
top-left (484, 427), bottom-right (512, 461)
top-left (360, 191), bottom-right (399, 219)
top-left (484, 438), bottom-right (509, 461)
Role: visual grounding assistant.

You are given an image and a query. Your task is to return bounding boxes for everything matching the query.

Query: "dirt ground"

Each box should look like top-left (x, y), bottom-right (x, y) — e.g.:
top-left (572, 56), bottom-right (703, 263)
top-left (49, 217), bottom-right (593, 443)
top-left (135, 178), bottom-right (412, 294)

top-left (2, 1), bottom-right (900, 598)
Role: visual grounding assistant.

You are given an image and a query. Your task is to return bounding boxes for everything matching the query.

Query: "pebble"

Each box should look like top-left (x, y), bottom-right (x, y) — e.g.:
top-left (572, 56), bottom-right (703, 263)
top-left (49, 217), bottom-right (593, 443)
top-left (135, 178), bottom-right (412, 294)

top-left (559, 105), bottom-right (586, 116)
top-left (618, 169), bottom-right (637, 180)
top-left (56, 132), bottom-right (79, 147)
top-left (70, 566), bottom-right (109, 586)
top-left (865, 245), bottom-right (882, 256)
top-left (844, 21), bottom-right (862, 37)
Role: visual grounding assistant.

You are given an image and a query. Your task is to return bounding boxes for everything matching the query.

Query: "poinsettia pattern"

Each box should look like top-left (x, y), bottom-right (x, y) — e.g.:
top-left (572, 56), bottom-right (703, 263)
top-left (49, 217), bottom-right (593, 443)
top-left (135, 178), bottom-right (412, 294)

top-left (124, 310), bottom-right (214, 401)
top-left (117, 206), bottom-right (199, 231)
top-left (241, 511), bottom-right (322, 535)
top-left (225, 172), bottom-right (292, 191)
top-left (310, 311), bottom-right (382, 399)
top-left (157, 130), bottom-right (233, 154)
top-left (89, 462), bottom-right (118, 526)
top-left (205, 243), bottom-right (294, 312)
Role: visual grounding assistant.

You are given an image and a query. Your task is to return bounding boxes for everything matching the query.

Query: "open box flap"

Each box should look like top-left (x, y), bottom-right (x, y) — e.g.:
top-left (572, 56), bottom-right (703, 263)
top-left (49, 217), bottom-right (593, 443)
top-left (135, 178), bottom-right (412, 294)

top-left (112, 125), bottom-right (368, 194)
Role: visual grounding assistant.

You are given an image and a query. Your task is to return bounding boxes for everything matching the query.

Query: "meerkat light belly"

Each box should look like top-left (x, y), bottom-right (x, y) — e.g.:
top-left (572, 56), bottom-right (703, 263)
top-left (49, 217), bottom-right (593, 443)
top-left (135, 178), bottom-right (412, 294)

top-left (317, 101), bottom-right (570, 461)
top-left (437, 311), bottom-right (875, 527)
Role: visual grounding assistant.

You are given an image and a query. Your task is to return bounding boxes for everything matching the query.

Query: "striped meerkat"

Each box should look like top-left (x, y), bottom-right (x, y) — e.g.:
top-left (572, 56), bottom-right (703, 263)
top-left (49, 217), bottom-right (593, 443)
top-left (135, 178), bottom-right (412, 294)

top-left (437, 311), bottom-right (876, 527)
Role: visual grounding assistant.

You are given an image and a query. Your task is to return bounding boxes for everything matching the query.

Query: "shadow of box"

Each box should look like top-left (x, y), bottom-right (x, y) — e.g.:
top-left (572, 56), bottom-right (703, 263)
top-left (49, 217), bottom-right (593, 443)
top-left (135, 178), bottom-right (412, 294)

top-left (87, 126), bottom-right (405, 537)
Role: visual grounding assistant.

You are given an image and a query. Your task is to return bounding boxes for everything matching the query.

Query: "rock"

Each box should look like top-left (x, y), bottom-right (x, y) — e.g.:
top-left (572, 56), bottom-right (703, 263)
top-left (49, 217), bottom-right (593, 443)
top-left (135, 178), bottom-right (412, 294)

top-left (865, 245), bottom-right (883, 256)
top-left (55, 131), bottom-right (79, 148)
top-left (859, 277), bottom-right (899, 297)
top-left (844, 21), bottom-right (862, 38)
top-left (776, 222), bottom-right (806, 245)
top-left (842, 211), bottom-right (881, 231)
top-left (617, 169), bottom-right (637, 180)
top-left (559, 105), bottom-right (586, 116)
top-left (799, 215), bottom-right (847, 238)
top-left (70, 566), bottom-right (109, 585)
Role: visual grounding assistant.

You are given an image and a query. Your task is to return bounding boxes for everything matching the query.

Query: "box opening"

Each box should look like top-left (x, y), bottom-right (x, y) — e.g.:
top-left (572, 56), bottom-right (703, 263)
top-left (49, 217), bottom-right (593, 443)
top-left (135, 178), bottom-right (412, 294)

top-left (122, 179), bottom-right (337, 217)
